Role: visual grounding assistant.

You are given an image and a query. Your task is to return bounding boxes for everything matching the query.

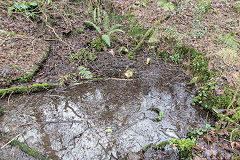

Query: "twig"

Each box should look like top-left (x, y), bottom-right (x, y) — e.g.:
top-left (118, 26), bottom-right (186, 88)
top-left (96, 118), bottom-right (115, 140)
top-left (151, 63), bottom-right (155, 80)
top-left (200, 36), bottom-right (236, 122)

top-left (19, 120), bottom-right (84, 127)
top-left (7, 91), bottom-right (14, 106)
top-left (106, 78), bottom-right (135, 81)
top-left (230, 127), bottom-right (239, 145)
top-left (0, 129), bottom-right (26, 150)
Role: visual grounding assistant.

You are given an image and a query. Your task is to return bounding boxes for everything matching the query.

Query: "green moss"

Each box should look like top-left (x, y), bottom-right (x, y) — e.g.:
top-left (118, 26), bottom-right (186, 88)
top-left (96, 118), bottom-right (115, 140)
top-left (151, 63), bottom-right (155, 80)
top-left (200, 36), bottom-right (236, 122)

top-left (154, 140), bottom-right (170, 150)
top-left (141, 143), bottom-right (153, 151)
top-left (91, 39), bottom-right (105, 51)
top-left (148, 107), bottom-right (164, 121)
top-left (0, 108), bottom-right (3, 117)
top-left (11, 47), bottom-right (50, 83)
top-left (180, 46), bottom-right (215, 82)
top-left (232, 1), bottom-right (240, 13)
top-left (154, 138), bottom-right (196, 159)
top-left (0, 83), bottom-right (54, 96)
top-left (192, 83), bottom-right (240, 114)
top-left (170, 138), bottom-right (196, 160)
top-left (10, 139), bottom-right (51, 160)
top-left (76, 28), bottom-right (84, 34)
top-left (128, 28), bottom-right (153, 56)
top-left (233, 156), bottom-right (240, 160)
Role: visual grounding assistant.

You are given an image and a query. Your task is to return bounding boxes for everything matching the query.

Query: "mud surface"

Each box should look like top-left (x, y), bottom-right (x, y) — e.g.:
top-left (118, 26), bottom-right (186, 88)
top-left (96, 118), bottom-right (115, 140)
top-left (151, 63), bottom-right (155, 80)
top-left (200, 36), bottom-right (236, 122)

top-left (0, 67), bottom-right (212, 160)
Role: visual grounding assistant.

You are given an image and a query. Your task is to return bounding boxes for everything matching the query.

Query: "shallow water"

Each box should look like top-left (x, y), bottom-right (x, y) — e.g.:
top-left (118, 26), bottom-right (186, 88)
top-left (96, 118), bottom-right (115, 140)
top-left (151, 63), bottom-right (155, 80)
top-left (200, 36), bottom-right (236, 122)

top-left (0, 77), bottom-right (210, 159)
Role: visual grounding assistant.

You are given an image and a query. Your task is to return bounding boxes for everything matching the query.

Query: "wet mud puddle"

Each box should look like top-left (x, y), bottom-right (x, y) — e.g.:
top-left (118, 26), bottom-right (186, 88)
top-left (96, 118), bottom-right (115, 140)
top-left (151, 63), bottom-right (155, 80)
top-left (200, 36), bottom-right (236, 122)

top-left (1, 77), bottom-right (209, 159)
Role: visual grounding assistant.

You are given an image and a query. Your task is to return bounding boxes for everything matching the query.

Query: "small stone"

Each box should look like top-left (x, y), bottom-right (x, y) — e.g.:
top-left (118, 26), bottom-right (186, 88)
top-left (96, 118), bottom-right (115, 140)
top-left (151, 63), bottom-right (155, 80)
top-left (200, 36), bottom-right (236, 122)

top-left (126, 152), bottom-right (141, 160)
top-left (203, 150), bottom-right (211, 157)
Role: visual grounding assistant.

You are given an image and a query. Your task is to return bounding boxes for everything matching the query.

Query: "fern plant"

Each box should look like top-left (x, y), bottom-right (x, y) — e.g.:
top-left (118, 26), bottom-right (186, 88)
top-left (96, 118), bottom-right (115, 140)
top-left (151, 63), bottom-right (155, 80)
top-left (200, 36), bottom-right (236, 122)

top-left (78, 66), bottom-right (93, 79)
top-left (84, 10), bottom-right (124, 47)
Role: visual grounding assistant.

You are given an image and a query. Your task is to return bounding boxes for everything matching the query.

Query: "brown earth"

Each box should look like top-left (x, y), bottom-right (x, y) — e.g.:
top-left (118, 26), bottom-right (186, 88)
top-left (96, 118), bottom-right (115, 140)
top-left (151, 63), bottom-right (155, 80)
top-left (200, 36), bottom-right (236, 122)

top-left (0, 0), bottom-right (239, 159)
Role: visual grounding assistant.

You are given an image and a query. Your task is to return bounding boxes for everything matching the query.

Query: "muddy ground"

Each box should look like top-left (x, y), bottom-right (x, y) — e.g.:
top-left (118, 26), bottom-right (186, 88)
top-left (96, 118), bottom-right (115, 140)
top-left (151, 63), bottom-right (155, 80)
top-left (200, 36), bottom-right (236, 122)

top-left (0, 0), bottom-right (240, 159)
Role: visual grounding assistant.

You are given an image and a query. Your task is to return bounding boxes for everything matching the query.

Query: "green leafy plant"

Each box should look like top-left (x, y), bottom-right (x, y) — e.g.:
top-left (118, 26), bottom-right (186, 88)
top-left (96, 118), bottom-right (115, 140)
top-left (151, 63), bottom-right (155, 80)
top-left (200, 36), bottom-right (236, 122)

top-left (76, 28), bottom-right (84, 34)
top-left (84, 10), bottom-right (124, 47)
top-left (157, 0), bottom-right (175, 11)
top-left (135, 1), bottom-right (149, 8)
top-left (91, 39), bottom-right (105, 51)
top-left (197, 0), bottom-right (212, 13)
top-left (189, 124), bottom-right (212, 137)
top-left (8, 1), bottom-right (42, 18)
top-left (59, 74), bottom-right (71, 86)
top-left (78, 66), bottom-right (93, 79)
top-left (69, 49), bottom-right (97, 62)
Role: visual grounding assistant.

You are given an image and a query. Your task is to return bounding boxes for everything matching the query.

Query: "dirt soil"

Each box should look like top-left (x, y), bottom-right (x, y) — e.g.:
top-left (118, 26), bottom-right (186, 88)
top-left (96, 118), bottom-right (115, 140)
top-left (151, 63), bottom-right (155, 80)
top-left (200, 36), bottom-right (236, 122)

top-left (0, 0), bottom-right (240, 159)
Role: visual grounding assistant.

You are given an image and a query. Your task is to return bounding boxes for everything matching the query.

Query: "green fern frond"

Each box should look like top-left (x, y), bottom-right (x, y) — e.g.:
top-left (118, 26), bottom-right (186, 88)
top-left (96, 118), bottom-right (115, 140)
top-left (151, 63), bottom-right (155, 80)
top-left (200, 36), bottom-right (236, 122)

top-left (103, 11), bottom-right (110, 31)
top-left (93, 8), bottom-right (97, 23)
top-left (102, 34), bottom-right (111, 47)
top-left (97, 7), bottom-right (102, 23)
top-left (108, 29), bottom-right (124, 36)
top-left (78, 66), bottom-right (93, 79)
top-left (84, 20), bottom-right (102, 34)
top-left (110, 24), bottom-right (122, 31)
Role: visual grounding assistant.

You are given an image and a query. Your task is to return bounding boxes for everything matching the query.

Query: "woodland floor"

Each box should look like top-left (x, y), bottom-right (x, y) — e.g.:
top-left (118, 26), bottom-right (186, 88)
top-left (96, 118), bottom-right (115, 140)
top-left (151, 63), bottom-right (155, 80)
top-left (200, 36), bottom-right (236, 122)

top-left (0, 0), bottom-right (240, 159)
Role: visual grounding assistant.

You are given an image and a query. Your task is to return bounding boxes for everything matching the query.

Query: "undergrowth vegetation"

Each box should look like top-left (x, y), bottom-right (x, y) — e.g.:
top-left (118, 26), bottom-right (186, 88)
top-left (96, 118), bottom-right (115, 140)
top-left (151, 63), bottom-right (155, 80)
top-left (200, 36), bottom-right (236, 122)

top-left (1, 0), bottom-right (240, 159)
top-left (84, 8), bottom-right (124, 47)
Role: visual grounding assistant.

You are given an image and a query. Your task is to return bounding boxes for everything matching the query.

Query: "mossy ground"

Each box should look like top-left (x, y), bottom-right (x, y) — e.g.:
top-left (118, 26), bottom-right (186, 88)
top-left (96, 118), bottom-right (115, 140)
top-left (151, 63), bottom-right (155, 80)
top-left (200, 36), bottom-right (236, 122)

top-left (10, 140), bottom-right (51, 160)
top-left (0, 83), bottom-right (54, 97)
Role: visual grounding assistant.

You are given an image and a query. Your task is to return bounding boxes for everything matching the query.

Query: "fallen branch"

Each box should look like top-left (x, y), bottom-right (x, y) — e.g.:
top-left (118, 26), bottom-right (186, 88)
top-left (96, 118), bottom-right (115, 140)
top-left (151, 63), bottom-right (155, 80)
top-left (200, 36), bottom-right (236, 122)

top-left (0, 129), bottom-right (25, 150)
top-left (19, 120), bottom-right (84, 127)
top-left (128, 15), bottom-right (171, 55)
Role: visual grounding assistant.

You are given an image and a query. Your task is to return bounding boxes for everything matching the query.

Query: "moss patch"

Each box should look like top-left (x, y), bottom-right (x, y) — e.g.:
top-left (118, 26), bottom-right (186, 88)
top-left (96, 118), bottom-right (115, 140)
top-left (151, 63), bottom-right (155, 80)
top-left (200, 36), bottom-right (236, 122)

top-left (170, 138), bottom-right (196, 160)
top-left (0, 83), bottom-right (54, 97)
top-left (141, 143), bottom-right (153, 151)
top-left (11, 47), bottom-right (50, 83)
top-left (91, 39), bottom-right (105, 51)
top-left (154, 138), bottom-right (195, 160)
top-left (10, 139), bottom-right (51, 160)
top-left (0, 108), bottom-right (3, 117)
top-left (148, 107), bottom-right (164, 121)
top-left (153, 140), bottom-right (170, 150)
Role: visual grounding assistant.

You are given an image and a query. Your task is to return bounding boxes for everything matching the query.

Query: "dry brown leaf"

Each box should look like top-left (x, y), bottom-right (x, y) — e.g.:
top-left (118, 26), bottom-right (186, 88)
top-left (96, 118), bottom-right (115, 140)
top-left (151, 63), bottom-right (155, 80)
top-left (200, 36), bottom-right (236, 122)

top-left (109, 49), bottom-right (115, 57)
top-left (222, 143), bottom-right (232, 152)
top-left (203, 134), bottom-right (213, 142)
top-left (194, 144), bottom-right (201, 150)
top-left (231, 141), bottom-right (240, 150)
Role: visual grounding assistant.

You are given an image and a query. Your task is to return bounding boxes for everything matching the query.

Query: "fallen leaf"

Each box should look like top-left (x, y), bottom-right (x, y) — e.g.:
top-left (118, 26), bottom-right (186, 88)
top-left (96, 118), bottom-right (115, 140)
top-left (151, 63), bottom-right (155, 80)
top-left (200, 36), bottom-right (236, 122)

top-left (204, 134), bottom-right (213, 142)
top-left (125, 70), bottom-right (133, 78)
top-left (222, 143), bottom-right (232, 152)
top-left (105, 128), bottom-right (112, 133)
top-left (109, 49), bottom-right (115, 57)
top-left (231, 141), bottom-right (240, 150)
